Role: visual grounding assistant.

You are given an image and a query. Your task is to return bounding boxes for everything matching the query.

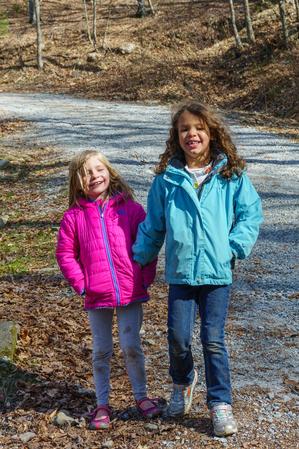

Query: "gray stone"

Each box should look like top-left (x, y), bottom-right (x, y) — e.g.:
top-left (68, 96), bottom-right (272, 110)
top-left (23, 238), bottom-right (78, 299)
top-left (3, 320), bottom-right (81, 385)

top-left (19, 432), bottom-right (36, 443)
top-left (117, 43), bottom-right (136, 54)
top-left (87, 52), bottom-right (99, 63)
top-left (0, 215), bottom-right (9, 228)
top-left (144, 423), bottom-right (158, 431)
top-left (102, 440), bottom-right (114, 448)
top-left (53, 410), bottom-right (78, 426)
top-left (0, 321), bottom-right (19, 361)
top-left (0, 160), bottom-right (9, 169)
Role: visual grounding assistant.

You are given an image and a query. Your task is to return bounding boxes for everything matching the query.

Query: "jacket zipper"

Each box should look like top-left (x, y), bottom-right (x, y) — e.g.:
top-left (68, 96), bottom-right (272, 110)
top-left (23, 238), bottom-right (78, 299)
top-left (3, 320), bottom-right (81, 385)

top-left (98, 204), bottom-right (121, 306)
top-left (197, 175), bottom-right (211, 199)
top-left (196, 165), bottom-right (221, 200)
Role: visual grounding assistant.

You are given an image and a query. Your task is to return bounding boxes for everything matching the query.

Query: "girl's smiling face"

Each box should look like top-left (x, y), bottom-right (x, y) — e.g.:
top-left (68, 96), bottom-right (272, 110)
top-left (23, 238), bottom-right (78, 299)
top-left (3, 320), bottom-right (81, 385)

top-left (177, 110), bottom-right (211, 168)
top-left (84, 155), bottom-right (110, 200)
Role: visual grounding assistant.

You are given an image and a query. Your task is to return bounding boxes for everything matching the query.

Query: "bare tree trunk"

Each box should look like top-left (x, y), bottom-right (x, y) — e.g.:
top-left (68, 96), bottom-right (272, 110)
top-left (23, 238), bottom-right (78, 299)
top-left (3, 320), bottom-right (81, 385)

top-left (82, 0), bottom-right (93, 44)
top-left (228, 0), bottom-right (243, 49)
top-left (243, 0), bottom-right (255, 43)
top-left (136, 0), bottom-right (146, 17)
top-left (293, 0), bottom-right (299, 33)
top-left (34, 0), bottom-right (43, 69)
top-left (102, 3), bottom-right (111, 50)
top-left (28, 0), bottom-right (36, 24)
top-left (147, 0), bottom-right (155, 15)
top-left (278, 0), bottom-right (289, 47)
top-left (92, 0), bottom-right (97, 49)
top-left (136, 0), bottom-right (155, 17)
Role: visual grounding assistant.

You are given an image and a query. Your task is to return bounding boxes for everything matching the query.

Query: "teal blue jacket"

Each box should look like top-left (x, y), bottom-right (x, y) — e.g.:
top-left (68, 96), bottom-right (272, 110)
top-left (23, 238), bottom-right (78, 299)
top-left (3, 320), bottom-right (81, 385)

top-left (133, 155), bottom-right (263, 286)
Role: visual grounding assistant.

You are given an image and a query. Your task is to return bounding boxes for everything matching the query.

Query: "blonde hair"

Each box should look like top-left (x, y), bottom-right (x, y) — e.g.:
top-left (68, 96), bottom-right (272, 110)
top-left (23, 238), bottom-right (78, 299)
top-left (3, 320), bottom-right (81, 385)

top-left (68, 150), bottom-right (134, 207)
top-left (155, 101), bottom-right (246, 178)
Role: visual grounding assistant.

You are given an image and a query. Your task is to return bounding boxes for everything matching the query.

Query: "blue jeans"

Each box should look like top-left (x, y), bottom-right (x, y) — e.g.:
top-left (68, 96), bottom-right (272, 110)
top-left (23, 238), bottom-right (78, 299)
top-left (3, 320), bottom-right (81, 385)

top-left (167, 284), bottom-right (232, 407)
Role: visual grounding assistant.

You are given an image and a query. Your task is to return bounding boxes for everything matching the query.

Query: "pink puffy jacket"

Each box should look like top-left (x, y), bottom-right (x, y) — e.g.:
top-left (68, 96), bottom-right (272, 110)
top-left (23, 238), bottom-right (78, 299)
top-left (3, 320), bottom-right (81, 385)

top-left (56, 193), bottom-right (156, 309)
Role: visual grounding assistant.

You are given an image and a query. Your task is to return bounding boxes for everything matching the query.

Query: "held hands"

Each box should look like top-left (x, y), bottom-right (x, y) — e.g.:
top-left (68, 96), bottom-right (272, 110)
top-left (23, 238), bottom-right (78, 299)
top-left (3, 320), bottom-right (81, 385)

top-left (136, 261), bottom-right (151, 289)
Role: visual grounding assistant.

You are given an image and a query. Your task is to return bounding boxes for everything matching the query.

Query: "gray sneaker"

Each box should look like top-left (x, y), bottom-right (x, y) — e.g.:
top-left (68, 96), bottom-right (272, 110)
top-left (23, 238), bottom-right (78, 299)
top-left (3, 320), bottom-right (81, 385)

top-left (210, 403), bottom-right (238, 437)
top-left (167, 369), bottom-right (198, 417)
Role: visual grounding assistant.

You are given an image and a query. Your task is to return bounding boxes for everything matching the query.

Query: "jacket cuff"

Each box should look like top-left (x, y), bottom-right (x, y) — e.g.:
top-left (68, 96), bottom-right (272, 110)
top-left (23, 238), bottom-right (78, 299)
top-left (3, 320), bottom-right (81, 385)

top-left (230, 241), bottom-right (246, 259)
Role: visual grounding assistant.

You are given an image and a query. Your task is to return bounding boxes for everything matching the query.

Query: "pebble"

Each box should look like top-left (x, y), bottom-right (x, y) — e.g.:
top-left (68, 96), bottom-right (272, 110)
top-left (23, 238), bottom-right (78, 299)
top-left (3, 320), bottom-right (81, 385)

top-left (0, 215), bottom-right (9, 228)
top-left (76, 386), bottom-right (94, 396)
top-left (213, 436), bottom-right (228, 445)
top-left (19, 432), bottom-right (36, 443)
top-left (53, 410), bottom-right (78, 426)
top-left (0, 160), bottom-right (9, 169)
top-left (144, 423), bottom-right (159, 431)
top-left (102, 440), bottom-right (114, 448)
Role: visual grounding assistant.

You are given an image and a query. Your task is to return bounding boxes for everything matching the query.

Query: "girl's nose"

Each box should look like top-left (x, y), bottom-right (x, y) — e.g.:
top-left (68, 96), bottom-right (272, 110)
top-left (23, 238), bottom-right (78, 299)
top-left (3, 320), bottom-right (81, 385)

top-left (188, 127), bottom-right (197, 136)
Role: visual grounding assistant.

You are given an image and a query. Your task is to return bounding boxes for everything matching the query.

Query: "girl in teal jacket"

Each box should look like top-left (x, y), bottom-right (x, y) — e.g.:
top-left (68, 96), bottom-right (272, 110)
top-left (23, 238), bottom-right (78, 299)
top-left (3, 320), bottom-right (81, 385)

top-left (133, 101), bottom-right (263, 437)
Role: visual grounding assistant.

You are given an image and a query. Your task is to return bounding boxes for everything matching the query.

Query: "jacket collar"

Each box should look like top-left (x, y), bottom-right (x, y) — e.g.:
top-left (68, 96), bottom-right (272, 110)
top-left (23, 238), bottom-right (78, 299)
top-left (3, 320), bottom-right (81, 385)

top-left (164, 153), bottom-right (227, 184)
top-left (77, 192), bottom-right (125, 208)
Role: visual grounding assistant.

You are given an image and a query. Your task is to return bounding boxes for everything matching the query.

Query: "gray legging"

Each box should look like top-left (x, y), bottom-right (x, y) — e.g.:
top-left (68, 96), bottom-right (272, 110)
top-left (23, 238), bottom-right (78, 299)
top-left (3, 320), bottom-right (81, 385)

top-left (88, 302), bottom-right (147, 405)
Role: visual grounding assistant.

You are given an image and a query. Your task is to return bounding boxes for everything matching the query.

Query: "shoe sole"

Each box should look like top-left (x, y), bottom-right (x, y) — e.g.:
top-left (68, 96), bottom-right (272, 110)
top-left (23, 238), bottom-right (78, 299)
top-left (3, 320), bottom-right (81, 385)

top-left (184, 369), bottom-right (198, 414)
top-left (214, 427), bottom-right (238, 437)
top-left (89, 423), bottom-right (110, 430)
top-left (167, 369), bottom-right (198, 417)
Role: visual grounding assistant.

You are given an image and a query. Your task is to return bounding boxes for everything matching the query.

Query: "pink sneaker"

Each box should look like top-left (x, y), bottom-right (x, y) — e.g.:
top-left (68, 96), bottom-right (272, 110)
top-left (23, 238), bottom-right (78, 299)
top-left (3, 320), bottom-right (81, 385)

top-left (89, 404), bottom-right (111, 430)
top-left (136, 397), bottom-right (162, 418)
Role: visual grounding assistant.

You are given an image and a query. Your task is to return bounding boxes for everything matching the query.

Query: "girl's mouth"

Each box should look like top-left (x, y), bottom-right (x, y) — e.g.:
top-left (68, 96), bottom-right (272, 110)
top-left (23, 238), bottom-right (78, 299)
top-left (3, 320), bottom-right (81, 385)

top-left (186, 140), bottom-right (201, 148)
top-left (90, 180), bottom-right (103, 187)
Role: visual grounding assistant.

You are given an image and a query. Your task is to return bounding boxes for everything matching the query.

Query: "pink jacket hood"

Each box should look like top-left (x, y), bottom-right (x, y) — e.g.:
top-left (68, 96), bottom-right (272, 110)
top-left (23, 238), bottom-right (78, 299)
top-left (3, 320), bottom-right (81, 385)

top-left (56, 193), bottom-right (156, 309)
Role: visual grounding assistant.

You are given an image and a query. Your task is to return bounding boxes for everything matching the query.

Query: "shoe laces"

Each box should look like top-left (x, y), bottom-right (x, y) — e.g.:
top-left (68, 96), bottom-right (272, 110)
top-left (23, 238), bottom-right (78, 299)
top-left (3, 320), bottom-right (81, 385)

top-left (211, 405), bottom-right (233, 423)
top-left (170, 385), bottom-right (184, 401)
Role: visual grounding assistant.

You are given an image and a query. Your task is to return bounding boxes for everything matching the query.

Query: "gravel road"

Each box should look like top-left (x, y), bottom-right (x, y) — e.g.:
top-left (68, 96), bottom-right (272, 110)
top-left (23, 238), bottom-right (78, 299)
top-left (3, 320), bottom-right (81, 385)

top-left (0, 93), bottom-right (298, 445)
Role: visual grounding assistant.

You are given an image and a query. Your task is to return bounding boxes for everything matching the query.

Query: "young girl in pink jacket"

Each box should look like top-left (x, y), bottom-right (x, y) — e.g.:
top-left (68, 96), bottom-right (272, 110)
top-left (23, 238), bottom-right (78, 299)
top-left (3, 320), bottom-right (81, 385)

top-left (56, 150), bottom-right (160, 429)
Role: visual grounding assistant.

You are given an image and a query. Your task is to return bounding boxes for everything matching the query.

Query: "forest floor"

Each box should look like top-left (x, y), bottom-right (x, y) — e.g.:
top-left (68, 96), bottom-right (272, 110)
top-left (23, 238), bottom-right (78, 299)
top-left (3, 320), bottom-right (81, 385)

top-left (0, 0), bottom-right (298, 446)
top-left (0, 104), bottom-right (298, 448)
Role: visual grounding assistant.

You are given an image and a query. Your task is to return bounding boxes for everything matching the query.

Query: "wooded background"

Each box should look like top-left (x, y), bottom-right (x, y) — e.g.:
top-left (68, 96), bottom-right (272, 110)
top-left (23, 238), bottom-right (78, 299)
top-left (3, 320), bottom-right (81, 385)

top-left (0, 0), bottom-right (298, 119)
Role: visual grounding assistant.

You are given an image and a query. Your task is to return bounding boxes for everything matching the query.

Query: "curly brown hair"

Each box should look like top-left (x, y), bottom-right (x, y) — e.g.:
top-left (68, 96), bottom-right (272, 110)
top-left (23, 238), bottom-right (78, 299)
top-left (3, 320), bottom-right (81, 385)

top-left (155, 101), bottom-right (246, 178)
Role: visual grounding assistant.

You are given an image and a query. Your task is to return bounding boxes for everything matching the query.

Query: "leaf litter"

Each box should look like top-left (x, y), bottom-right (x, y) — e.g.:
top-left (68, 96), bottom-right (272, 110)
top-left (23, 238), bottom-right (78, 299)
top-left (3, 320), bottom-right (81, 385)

top-left (0, 131), bottom-right (298, 448)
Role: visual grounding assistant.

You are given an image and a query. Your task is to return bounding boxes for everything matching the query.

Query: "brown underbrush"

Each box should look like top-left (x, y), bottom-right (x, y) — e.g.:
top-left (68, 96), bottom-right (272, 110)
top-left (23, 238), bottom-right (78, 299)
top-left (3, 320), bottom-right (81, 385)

top-left (0, 0), bottom-right (298, 121)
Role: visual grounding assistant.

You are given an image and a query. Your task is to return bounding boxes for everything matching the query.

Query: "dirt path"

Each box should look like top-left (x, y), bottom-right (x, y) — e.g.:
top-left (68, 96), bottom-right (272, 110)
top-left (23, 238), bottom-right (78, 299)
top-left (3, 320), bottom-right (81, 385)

top-left (0, 93), bottom-right (298, 448)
